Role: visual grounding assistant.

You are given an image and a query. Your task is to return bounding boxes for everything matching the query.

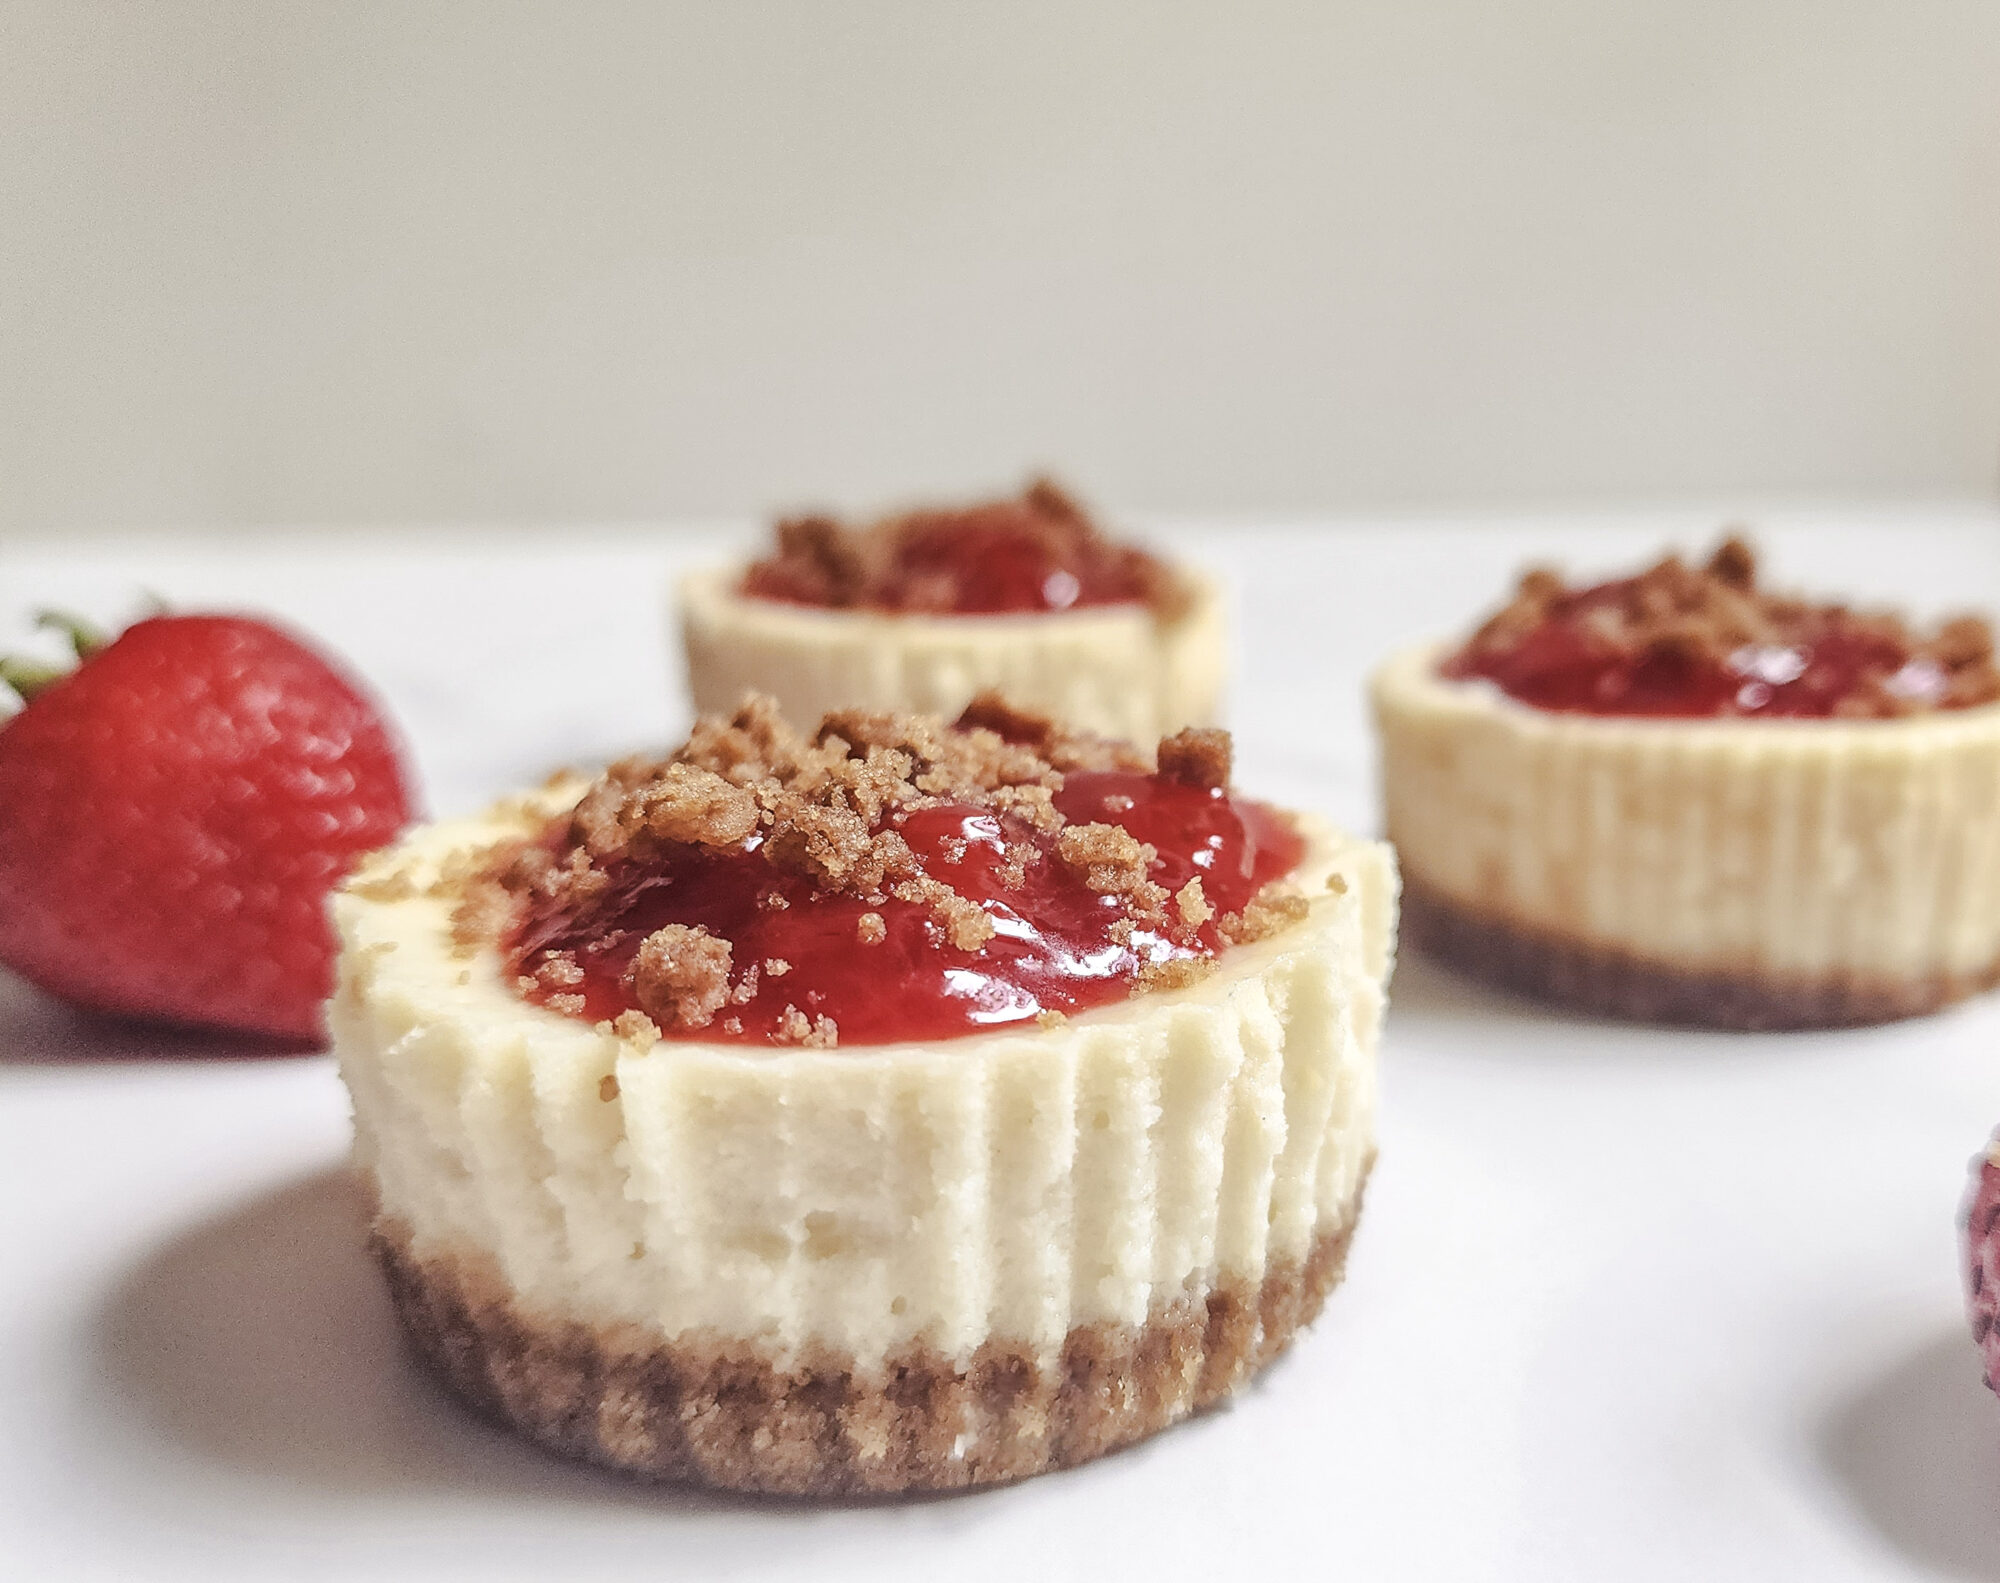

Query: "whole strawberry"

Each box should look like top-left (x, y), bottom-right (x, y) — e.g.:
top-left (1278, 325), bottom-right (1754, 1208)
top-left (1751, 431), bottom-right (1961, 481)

top-left (1968, 1134), bottom-right (2000, 1393)
top-left (0, 613), bottom-right (413, 1043)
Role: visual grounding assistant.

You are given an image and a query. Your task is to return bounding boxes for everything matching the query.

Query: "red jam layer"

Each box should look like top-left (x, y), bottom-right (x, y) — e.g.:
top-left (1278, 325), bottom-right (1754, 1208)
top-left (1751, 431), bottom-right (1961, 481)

top-left (1442, 576), bottom-right (1933, 718)
top-left (741, 499), bottom-right (1163, 615)
top-left (509, 771), bottom-right (1305, 1046)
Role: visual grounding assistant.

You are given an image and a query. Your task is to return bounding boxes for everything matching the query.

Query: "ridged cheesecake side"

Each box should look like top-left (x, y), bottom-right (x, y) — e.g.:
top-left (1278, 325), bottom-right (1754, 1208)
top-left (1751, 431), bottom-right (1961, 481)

top-left (332, 788), bottom-right (1395, 1492)
top-left (679, 566), bottom-right (1228, 744)
top-left (1373, 643), bottom-right (2000, 1026)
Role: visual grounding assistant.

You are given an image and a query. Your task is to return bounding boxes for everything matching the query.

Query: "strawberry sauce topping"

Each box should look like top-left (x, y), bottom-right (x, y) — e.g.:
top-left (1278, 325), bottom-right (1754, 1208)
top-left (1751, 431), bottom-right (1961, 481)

top-left (740, 478), bottom-right (1176, 616)
top-left (488, 698), bottom-right (1305, 1048)
top-left (1443, 536), bottom-right (2000, 719)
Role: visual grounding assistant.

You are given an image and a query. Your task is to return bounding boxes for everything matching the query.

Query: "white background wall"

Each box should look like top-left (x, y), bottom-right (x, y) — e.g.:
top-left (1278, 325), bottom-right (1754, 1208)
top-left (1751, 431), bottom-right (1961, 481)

top-left (4, 0), bottom-right (1998, 539)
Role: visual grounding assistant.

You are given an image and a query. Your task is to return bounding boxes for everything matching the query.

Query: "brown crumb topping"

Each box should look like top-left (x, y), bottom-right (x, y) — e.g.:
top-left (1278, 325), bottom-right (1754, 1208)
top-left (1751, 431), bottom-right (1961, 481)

top-left (1459, 533), bottom-right (2000, 716)
top-left (955, 690), bottom-right (1152, 774)
top-left (630, 924), bottom-right (733, 1031)
top-left (1219, 890), bottom-right (1312, 948)
top-left (1157, 727), bottom-right (1232, 790)
top-left (774, 1005), bottom-right (839, 1049)
top-left (1176, 877), bottom-right (1214, 930)
top-left (1057, 823), bottom-right (1169, 923)
top-left (1135, 956), bottom-right (1218, 994)
top-left (738, 477), bottom-right (1189, 617)
top-left (572, 760), bottom-right (760, 864)
top-left (467, 695), bottom-right (1310, 1045)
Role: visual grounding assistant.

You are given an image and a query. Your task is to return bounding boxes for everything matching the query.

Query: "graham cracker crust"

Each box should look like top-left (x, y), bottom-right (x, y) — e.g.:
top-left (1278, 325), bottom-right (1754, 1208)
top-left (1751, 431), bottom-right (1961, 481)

top-left (1401, 875), bottom-right (2000, 1030)
top-left (372, 1182), bottom-right (1368, 1497)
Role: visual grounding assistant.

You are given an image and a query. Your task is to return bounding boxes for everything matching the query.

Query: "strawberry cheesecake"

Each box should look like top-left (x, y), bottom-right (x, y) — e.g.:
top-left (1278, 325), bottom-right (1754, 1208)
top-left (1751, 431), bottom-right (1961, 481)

top-left (332, 695), bottom-right (1394, 1494)
top-left (679, 480), bottom-right (1226, 741)
top-left (1372, 536), bottom-right (2000, 1028)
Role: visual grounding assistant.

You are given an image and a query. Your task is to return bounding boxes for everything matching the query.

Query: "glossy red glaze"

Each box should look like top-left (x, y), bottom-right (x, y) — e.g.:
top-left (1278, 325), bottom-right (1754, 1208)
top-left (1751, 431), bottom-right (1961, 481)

top-left (742, 501), bottom-right (1157, 614)
top-left (510, 771), bottom-right (1305, 1045)
top-left (1443, 576), bottom-right (1927, 718)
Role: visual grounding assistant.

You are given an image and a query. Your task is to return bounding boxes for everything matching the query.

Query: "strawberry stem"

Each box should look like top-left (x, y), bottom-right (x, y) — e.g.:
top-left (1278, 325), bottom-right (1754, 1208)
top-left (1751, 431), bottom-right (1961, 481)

top-left (0, 610), bottom-right (108, 707)
top-left (0, 656), bottom-right (65, 702)
top-left (34, 609), bottom-right (108, 660)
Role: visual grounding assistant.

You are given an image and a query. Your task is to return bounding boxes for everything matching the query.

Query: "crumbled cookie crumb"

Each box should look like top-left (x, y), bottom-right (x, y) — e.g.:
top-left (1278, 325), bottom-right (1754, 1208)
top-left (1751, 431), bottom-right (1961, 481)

top-left (889, 873), bottom-right (998, 951)
top-left (532, 952), bottom-right (583, 990)
top-left (1136, 955), bottom-right (1218, 993)
top-left (1157, 727), bottom-right (1232, 790)
top-left (572, 760), bottom-right (760, 863)
top-left (1707, 532), bottom-right (1756, 589)
top-left (1059, 821), bottom-right (1150, 890)
top-left (629, 924), bottom-right (733, 1031)
top-left (451, 873), bottom-right (521, 959)
top-left (774, 1005), bottom-right (839, 1049)
top-left (1326, 872), bottom-right (1348, 894)
top-left (1058, 822), bottom-right (1168, 922)
top-left (954, 690), bottom-right (1150, 774)
top-left (1219, 889), bottom-right (1312, 947)
top-left (955, 691), bottom-right (1061, 748)
top-left (740, 478), bottom-right (1186, 618)
top-left (1175, 877), bottom-right (1213, 930)
top-left (598, 1074), bottom-right (620, 1102)
top-left (1035, 1008), bottom-right (1068, 1029)
top-left (469, 695), bottom-right (1295, 1043)
top-left (1462, 533), bottom-right (2000, 715)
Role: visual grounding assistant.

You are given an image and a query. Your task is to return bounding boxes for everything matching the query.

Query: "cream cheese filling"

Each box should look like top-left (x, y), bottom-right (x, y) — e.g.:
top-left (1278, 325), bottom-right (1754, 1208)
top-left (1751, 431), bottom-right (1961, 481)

top-left (678, 565), bottom-right (1228, 743)
top-left (1373, 642), bottom-right (2000, 981)
top-left (332, 786), bottom-right (1395, 1372)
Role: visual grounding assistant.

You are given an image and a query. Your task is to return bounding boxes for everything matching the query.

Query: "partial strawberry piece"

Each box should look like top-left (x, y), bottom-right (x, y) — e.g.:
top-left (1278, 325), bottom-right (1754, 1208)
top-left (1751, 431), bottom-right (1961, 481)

top-left (0, 614), bottom-right (413, 1043)
top-left (1966, 1137), bottom-right (2000, 1393)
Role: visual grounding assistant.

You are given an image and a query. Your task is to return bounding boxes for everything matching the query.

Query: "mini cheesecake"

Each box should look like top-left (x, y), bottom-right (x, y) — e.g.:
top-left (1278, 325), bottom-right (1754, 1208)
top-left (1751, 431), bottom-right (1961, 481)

top-left (1373, 536), bottom-right (2000, 1029)
top-left (680, 480), bottom-right (1226, 742)
top-left (333, 696), bottom-right (1394, 1495)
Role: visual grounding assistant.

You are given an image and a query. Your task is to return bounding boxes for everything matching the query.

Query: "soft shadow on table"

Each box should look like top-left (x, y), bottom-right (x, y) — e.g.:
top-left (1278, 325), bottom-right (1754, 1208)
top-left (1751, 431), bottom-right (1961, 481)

top-left (92, 1170), bottom-right (1039, 1521)
top-left (92, 1168), bottom-right (748, 1516)
top-left (0, 967), bottom-right (292, 1065)
top-left (1385, 950), bottom-right (1569, 1023)
top-left (1385, 949), bottom-right (1902, 1060)
top-left (1819, 1331), bottom-right (2000, 1581)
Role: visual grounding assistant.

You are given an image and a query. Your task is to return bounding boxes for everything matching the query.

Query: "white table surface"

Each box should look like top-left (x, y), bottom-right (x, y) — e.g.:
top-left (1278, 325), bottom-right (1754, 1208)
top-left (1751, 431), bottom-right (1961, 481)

top-left (5, 508), bottom-right (2000, 1582)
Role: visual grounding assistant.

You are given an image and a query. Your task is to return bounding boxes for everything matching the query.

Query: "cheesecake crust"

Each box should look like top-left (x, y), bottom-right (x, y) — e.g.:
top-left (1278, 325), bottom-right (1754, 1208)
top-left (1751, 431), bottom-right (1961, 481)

top-left (372, 1172), bottom-right (1370, 1498)
top-left (1402, 874), bottom-right (2000, 1030)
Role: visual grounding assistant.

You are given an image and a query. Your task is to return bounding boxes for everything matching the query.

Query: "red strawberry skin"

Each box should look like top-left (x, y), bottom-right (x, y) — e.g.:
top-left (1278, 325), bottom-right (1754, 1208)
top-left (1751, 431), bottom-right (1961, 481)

top-left (1968, 1137), bottom-right (2000, 1392)
top-left (0, 615), bottom-right (413, 1043)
